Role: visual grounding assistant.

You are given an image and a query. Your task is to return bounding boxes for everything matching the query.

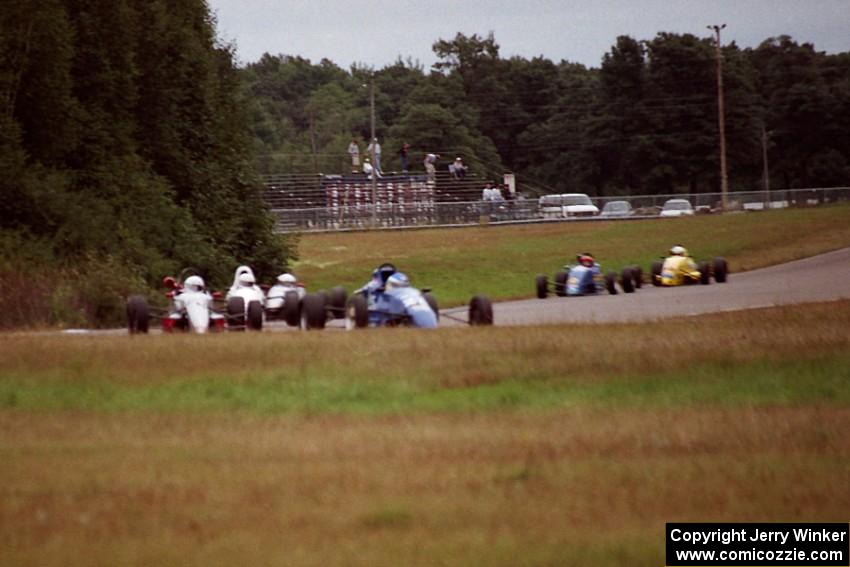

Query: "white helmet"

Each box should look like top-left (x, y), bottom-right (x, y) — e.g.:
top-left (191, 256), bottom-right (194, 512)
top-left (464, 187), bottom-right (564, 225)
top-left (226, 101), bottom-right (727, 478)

top-left (184, 275), bottom-right (205, 292)
top-left (238, 272), bottom-right (256, 286)
top-left (385, 272), bottom-right (410, 291)
top-left (277, 273), bottom-right (297, 285)
top-left (670, 245), bottom-right (687, 256)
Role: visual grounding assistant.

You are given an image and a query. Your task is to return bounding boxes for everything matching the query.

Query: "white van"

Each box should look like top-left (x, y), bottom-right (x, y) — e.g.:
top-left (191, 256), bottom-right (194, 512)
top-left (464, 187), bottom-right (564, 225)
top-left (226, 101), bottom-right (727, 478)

top-left (539, 193), bottom-right (599, 219)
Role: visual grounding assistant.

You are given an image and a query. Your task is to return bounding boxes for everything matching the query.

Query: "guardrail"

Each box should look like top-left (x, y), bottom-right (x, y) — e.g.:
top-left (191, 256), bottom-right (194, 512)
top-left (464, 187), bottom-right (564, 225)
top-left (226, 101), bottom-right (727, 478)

top-left (267, 187), bottom-right (850, 233)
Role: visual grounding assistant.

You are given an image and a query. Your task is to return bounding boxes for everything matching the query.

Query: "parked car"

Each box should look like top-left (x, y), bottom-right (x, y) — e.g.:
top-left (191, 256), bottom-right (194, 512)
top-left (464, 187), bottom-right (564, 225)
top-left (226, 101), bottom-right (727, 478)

top-left (659, 198), bottom-right (695, 217)
top-left (539, 193), bottom-right (599, 218)
top-left (599, 200), bottom-right (633, 218)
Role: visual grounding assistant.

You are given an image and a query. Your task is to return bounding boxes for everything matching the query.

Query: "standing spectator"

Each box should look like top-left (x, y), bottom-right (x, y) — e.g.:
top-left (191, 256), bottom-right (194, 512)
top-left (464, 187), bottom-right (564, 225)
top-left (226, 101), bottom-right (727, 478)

top-left (348, 139), bottom-right (360, 173)
top-left (367, 137), bottom-right (383, 174)
top-left (449, 157), bottom-right (467, 179)
top-left (398, 143), bottom-right (410, 173)
top-left (424, 153), bottom-right (439, 182)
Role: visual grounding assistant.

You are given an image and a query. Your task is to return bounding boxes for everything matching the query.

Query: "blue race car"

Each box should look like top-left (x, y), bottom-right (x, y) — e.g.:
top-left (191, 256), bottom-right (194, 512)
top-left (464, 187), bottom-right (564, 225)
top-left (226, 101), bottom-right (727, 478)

top-left (535, 254), bottom-right (642, 298)
top-left (346, 272), bottom-right (439, 329)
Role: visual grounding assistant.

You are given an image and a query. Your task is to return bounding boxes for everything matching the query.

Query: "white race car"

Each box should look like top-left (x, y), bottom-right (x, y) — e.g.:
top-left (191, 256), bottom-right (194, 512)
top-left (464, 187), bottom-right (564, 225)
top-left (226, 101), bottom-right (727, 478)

top-left (265, 273), bottom-right (307, 327)
top-left (126, 269), bottom-right (226, 334)
top-left (225, 266), bottom-right (266, 331)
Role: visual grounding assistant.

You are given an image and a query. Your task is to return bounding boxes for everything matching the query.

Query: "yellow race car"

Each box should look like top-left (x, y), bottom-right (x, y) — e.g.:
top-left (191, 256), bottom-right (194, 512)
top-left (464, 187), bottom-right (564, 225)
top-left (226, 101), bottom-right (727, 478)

top-left (650, 246), bottom-right (728, 286)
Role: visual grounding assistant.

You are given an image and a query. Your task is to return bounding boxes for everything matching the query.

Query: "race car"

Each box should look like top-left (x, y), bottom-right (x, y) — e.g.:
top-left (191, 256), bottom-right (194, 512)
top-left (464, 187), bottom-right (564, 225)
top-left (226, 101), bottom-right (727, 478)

top-left (264, 272), bottom-right (307, 327)
top-left (299, 264), bottom-right (493, 329)
top-left (126, 269), bottom-right (226, 334)
top-left (225, 265), bottom-right (265, 331)
top-left (649, 245), bottom-right (728, 286)
top-left (535, 254), bottom-right (642, 298)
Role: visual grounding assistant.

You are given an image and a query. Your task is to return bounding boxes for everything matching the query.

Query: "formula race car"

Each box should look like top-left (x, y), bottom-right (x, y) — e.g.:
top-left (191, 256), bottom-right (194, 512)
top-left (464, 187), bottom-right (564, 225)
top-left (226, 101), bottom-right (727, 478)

top-left (536, 254), bottom-right (642, 298)
top-left (126, 269), bottom-right (226, 334)
top-left (298, 263), bottom-right (493, 330)
top-left (225, 265), bottom-right (266, 331)
top-left (649, 246), bottom-right (728, 286)
top-left (264, 272), bottom-right (307, 327)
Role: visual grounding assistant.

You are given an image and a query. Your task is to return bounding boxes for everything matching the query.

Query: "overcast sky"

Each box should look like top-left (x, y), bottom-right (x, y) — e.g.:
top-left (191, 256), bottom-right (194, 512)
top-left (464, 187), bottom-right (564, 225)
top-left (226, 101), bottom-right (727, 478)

top-left (208, 0), bottom-right (850, 70)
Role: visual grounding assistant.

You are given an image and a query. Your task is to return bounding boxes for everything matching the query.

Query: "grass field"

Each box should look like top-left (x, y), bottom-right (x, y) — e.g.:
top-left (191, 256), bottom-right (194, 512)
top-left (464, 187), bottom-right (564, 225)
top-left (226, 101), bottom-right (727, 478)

top-left (1, 301), bottom-right (848, 565)
top-left (294, 204), bottom-right (850, 306)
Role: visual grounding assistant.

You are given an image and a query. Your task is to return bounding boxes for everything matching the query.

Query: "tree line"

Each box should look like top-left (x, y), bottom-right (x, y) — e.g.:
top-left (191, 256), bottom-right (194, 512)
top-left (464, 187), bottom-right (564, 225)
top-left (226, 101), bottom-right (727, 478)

top-left (0, 0), bottom-right (289, 326)
top-left (244, 32), bottom-right (850, 196)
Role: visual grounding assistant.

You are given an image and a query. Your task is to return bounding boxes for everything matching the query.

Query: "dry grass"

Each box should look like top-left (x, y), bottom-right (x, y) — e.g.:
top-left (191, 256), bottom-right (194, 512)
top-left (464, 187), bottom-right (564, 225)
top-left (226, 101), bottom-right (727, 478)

top-left (1, 408), bottom-right (847, 566)
top-left (293, 204), bottom-right (850, 305)
top-left (1, 301), bottom-right (848, 565)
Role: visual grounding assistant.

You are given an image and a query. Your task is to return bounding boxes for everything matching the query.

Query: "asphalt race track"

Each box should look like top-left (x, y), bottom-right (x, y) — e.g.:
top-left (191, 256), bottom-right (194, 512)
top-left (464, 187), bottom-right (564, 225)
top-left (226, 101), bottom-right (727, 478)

top-left (440, 247), bottom-right (850, 327)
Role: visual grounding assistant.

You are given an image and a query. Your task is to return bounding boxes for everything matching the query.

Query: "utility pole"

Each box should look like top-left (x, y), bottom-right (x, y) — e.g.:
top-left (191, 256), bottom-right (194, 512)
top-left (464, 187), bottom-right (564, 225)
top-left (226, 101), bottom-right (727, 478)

top-left (708, 24), bottom-right (729, 211)
top-left (761, 123), bottom-right (770, 206)
top-left (370, 79), bottom-right (377, 226)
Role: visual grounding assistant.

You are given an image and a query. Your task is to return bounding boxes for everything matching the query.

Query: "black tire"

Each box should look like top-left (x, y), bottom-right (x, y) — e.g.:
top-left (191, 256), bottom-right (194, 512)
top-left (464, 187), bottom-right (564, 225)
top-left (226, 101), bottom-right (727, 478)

top-left (126, 295), bottom-right (150, 334)
top-left (247, 300), bottom-right (263, 331)
top-left (469, 295), bottom-right (494, 326)
top-left (329, 286), bottom-right (347, 319)
top-left (605, 271), bottom-right (618, 295)
top-left (698, 261), bottom-right (711, 285)
top-left (282, 291), bottom-right (301, 327)
top-left (620, 267), bottom-right (635, 293)
top-left (535, 274), bottom-right (548, 299)
top-left (651, 261), bottom-right (663, 287)
top-left (713, 257), bottom-right (728, 283)
top-left (631, 266), bottom-right (643, 289)
top-left (301, 293), bottom-right (327, 330)
top-left (554, 271), bottom-right (568, 297)
top-left (226, 296), bottom-right (245, 330)
top-left (345, 294), bottom-right (369, 329)
top-left (423, 292), bottom-right (439, 321)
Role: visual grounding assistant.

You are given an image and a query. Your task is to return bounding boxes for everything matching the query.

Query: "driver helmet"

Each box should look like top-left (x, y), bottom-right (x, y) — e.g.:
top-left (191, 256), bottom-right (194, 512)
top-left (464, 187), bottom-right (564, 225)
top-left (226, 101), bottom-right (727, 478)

top-left (385, 272), bottom-right (410, 291)
top-left (184, 275), bottom-right (205, 292)
top-left (670, 245), bottom-right (687, 256)
top-left (277, 273), bottom-right (297, 285)
top-left (238, 272), bottom-right (256, 287)
top-left (577, 253), bottom-right (595, 267)
top-left (377, 262), bottom-right (397, 284)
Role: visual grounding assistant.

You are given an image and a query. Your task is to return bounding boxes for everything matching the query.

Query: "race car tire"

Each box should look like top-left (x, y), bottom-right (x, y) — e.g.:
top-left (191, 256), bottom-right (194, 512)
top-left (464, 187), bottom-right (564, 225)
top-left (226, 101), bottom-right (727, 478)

top-left (632, 266), bottom-right (643, 289)
top-left (535, 274), bottom-right (548, 299)
top-left (469, 295), bottom-right (494, 326)
top-left (301, 293), bottom-right (327, 330)
top-left (605, 271), bottom-right (618, 295)
top-left (620, 267), bottom-right (635, 293)
top-left (424, 292), bottom-right (440, 321)
top-left (126, 295), bottom-right (150, 334)
top-left (282, 291), bottom-right (301, 327)
top-left (698, 261), bottom-right (711, 285)
top-left (247, 300), bottom-right (263, 331)
top-left (554, 271), bottom-right (568, 297)
top-left (226, 296), bottom-right (245, 330)
top-left (713, 257), bottom-right (728, 283)
top-left (345, 294), bottom-right (369, 330)
top-left (651, 261), bottom-right (663, 286)
top-left (329, 286), bottom-right (347, 319)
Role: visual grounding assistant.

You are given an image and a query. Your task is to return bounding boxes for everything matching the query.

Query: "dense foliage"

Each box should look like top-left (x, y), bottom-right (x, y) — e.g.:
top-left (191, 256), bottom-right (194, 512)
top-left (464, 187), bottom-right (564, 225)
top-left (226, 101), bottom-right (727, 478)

top-left (1, 0), bottom-right (292, 327)
top-left (244, 32), bottom-right (850, 196)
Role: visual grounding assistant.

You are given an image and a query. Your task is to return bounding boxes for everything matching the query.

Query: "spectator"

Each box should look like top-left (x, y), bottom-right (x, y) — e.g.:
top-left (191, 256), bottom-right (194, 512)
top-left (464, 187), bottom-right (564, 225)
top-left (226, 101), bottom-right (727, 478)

top-left (399, 143), bottom-right (410, 173)
top-left (363, 157), bottom-right (381, 179)
top-left (482, 181), bottom-right (494, 201)
top-left (424, 153), bottom-right (439, 182)
top-left (348, 139), bottom-right (360, 173)
top-left (449, 157), bottom-right (467, 180)
top-left (367, 137), bottom-right (383, 174)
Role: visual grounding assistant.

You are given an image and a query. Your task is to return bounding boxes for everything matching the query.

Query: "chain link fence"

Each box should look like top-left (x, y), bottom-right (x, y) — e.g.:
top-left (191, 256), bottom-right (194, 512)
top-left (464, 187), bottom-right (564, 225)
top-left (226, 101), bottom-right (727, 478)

top-left (267, 187), bottom-right (850, 233)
